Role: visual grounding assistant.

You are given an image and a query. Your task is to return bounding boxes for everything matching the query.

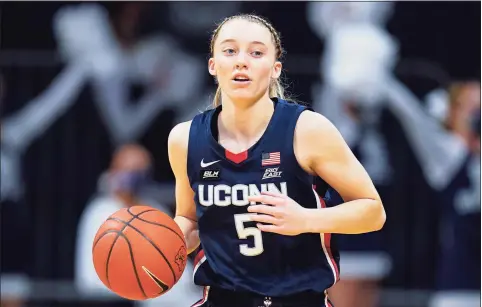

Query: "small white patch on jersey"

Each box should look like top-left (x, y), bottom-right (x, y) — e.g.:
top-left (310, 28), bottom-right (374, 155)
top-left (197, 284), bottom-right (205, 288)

top-left (262, 167), bottom-right (283, 180)
top-left (200, 159), bottom-right (221, 168)
top-left (202, 170), bottom-right (220, 179)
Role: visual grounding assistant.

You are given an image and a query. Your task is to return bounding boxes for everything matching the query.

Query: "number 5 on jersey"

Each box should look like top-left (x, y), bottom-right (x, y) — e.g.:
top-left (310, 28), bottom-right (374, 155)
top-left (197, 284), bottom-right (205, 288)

top-left (234, 214), bottom-right (264, 256)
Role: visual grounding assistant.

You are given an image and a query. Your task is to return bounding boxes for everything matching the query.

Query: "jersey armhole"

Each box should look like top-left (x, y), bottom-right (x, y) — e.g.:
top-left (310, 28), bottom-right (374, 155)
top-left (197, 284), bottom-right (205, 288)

top-left (287, 106), bottom-right (315, 180)
top-left (186, 117), bottom-right (200, 185)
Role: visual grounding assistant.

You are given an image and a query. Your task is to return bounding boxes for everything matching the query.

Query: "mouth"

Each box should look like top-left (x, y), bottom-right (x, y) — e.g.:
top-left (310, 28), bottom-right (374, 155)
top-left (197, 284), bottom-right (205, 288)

top-left (232, 74), bottom-right (251, 83)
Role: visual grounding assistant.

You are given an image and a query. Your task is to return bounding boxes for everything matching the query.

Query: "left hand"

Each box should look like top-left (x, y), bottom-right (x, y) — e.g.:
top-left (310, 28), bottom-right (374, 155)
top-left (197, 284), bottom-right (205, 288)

top-left (247, 191), bottom-right (310, 236)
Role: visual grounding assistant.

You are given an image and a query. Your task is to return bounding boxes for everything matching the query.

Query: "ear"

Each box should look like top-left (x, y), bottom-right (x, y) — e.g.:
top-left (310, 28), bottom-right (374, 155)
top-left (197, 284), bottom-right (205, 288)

top-left (271, 61), bottom-right (282, 79)
top-left (208, 58), bottom-right (216, 76)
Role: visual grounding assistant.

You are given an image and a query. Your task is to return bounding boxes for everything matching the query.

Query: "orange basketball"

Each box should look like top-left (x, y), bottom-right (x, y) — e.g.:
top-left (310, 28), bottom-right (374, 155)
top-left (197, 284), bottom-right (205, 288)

top-left (92, 205), bottom-right (187, 300)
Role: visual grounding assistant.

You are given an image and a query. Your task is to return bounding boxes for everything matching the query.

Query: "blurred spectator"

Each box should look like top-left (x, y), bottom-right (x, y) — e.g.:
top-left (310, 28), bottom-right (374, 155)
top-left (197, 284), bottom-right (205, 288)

top-left (1, 63), bottom-right (87, 203)
top-left (75, 144), bottom-right (202, 307)
top-left (53, 3), bottom-right (207, 145)
top-left (308, 3), bottom-right (396, 307)
top-left (309, 1), bottom-right (398, 190)
top-left (384, 79), bottom-right (479, 191)
top-left (1, 64), bottom-right (87, 306)
top-left (384, 79), bottom-right (481, 307)
top-left (166, 2), bottom-right (241, 37)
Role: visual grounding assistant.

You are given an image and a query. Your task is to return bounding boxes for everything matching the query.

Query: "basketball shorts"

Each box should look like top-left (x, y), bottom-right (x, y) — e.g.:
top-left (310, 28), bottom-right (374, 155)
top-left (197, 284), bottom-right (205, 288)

top-left (191, 287), bottom-right (335, 307)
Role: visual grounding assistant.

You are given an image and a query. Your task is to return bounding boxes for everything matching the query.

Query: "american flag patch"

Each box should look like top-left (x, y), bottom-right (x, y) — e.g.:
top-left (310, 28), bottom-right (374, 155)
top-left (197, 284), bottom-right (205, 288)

top-left (261, 152), bottom-right (281, 166)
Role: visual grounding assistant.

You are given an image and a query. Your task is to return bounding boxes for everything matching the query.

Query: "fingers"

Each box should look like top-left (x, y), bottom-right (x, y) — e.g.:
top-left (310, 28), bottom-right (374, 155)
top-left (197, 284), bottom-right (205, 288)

top-left (248, 193), bottom-right (285, 206)
top-left (256, 223), bottom-right (280, 234)
top-left (246, 191), bottom-right (291, 236)
top-left (247, 204), bottom-right (280, 216)
top-left (260, 191), bottom-right (287, 199)
top-left (248, 213), bottom-right (279, 225)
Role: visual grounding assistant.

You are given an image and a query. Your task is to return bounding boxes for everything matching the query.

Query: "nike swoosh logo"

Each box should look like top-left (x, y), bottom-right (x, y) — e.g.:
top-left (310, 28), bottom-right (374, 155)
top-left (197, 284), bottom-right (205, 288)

top-left (142, 266), bottom-right (170, 294)
top-left (201, 159), bottom-right (221, 168)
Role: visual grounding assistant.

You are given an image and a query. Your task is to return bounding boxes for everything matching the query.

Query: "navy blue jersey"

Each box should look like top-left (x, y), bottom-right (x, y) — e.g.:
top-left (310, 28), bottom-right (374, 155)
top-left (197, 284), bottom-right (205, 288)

top-left (436, 154), bottom-right (480, 290)
top-left (187, 99), bottom-right (340, 297)
top-left (440, 154), bottom-right (480, 216)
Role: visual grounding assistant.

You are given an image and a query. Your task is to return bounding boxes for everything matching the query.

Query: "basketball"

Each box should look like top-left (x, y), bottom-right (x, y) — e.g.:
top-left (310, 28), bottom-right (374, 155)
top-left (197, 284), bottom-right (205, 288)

top-left (92, 205), bottom-right (187, 300)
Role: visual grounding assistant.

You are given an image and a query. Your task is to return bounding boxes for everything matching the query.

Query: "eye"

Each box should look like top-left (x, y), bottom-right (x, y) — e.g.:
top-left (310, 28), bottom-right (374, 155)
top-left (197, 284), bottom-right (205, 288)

top-left (223, 48), bottom-right (236, 55)
top-left (252, 51), bottom-right (263, 57)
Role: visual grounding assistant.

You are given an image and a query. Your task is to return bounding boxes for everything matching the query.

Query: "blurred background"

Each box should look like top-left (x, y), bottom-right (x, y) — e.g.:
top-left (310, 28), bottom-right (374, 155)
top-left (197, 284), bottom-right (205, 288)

top-left (0, 2), bottom-right (480, 307)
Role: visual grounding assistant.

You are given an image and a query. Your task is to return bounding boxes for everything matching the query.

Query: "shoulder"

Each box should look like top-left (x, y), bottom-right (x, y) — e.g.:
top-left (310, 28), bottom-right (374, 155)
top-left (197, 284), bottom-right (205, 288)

top-left (168, 120), bottom-right (193, 173)
top-left (168, 106), bottom-right (216, 148)
top-left (168, 120), bottom-right (192, 151)
top-left (293, 110), bottom-right (346, 171)
top-left (295, 110), bottom-right (340, 141)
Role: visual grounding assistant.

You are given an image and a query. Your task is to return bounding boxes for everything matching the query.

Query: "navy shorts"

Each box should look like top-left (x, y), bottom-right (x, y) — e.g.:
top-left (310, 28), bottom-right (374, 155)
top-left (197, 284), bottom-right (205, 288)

top-left (191, 287), bottom-right (335, 307)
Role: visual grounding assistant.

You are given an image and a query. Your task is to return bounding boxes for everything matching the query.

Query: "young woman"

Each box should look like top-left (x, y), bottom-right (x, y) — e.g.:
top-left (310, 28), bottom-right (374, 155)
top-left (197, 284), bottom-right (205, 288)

top-left (168, 14), bottom-right (386, 307)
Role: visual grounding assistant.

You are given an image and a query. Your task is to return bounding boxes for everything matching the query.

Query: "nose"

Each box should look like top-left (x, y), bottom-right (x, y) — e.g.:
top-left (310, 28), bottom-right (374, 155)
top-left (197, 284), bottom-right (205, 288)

top-left (235, 51), bottom-right (249, 69)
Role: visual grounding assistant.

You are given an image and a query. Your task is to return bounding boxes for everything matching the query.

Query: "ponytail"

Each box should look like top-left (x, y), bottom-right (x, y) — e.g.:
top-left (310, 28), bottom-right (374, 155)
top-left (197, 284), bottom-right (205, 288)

top-left (212, 86), bottom-right (222, 108)
top-left (269, 78), bottom-right (285, 100)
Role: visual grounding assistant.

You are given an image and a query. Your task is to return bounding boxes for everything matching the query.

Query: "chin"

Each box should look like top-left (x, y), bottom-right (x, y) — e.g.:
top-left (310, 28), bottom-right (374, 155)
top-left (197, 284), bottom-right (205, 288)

top-left (227, 92), bottom-right (258, 105)
top-left (229, 89), bottom-right (267, 104)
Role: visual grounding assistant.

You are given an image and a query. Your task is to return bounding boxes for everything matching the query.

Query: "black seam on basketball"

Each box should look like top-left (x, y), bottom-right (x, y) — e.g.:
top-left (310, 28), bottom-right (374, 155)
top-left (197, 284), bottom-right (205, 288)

top-left (95, 208), bottom-right (157, 290)
top-left (133, 216), bottom-right (185, 243)
top-left (126, 207), bottom-right (157, 217)
top-left (117, 233), bottom-right (148, 299)
top-left (93, 230), bottom-right (119, 250)
top-left (126, 207), bottom-right (185, 244)
top-left (93, 208), bottom-right (156, 248)
top-left (107, 217), bottom-right (177, 283)
top-left (104, 220), bottom-right (133, 289)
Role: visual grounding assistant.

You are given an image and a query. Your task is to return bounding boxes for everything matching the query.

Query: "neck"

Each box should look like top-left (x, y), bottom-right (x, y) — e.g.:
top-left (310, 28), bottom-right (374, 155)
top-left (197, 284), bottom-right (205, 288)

top-left (219, 94), bottom-right (275, 141)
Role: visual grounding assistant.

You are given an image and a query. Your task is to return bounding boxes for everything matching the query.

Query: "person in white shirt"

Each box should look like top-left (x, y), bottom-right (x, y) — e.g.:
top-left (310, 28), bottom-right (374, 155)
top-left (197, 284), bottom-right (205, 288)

top-left (75, 143), bottom-right (202, 306)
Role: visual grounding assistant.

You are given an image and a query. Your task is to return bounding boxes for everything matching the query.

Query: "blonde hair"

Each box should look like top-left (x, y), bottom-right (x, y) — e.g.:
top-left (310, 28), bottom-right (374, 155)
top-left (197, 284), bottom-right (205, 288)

top-left (210, 14), bottom-right (288, 108)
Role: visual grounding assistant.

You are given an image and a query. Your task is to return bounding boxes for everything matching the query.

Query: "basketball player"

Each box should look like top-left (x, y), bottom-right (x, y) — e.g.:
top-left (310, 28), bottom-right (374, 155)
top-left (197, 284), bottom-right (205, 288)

top-left (168, 14), bottom-right (386, 307)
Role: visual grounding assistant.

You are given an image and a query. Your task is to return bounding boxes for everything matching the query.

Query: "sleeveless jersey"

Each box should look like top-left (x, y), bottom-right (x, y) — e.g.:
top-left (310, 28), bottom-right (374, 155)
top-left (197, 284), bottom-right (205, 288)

top-left (186, 98), bottom-right (340, 297)
top-left (436, 154), bottom-right (480, 290)
top-left (440, 154), bottom-right (480, 216)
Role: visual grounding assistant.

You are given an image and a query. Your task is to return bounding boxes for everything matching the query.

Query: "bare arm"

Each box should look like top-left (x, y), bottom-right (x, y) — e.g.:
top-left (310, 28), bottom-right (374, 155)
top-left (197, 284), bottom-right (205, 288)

top-left (383, 77), bottom-right (468, 190)
top-left (296, 111), bottom-right (386, 234)
top-left (93, 76), bottom-right (171, 145)
top-left (167, 121), bottom-right (200, 254)
top-left (2, 63), bottom-right (87, 152)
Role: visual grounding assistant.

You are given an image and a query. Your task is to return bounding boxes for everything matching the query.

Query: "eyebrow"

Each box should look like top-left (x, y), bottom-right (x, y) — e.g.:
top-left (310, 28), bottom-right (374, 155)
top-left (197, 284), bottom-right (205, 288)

top-left (219, 39), bottom-right (267, 46)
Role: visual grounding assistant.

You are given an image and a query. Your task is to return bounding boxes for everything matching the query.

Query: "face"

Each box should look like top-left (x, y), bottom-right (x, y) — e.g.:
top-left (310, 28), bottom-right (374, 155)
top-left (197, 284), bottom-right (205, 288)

top-left (449, 82), bottom-right (480, 124)
top-left (446, 82), bottom-right (481, 154)
top-left (109, 145), bottom-right (152, 199)
top-left (208, 18), bottom-right (282, 104)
